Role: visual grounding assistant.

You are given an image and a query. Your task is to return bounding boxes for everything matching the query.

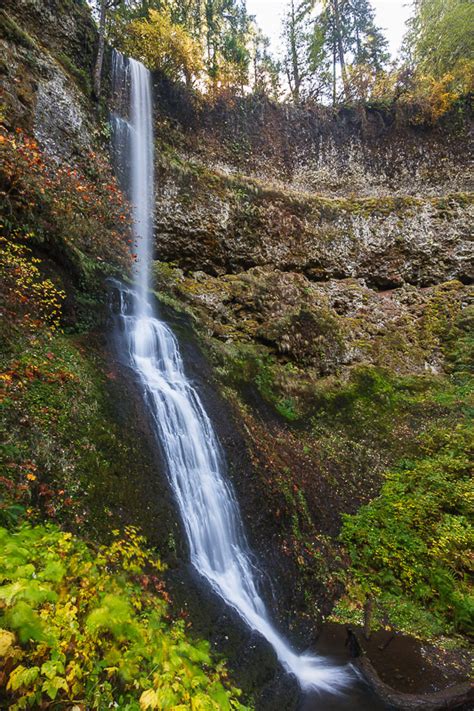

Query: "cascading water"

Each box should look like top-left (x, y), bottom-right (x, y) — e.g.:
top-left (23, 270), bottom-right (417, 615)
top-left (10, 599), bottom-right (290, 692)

top-left (110, 51), bottom-right (352, 696)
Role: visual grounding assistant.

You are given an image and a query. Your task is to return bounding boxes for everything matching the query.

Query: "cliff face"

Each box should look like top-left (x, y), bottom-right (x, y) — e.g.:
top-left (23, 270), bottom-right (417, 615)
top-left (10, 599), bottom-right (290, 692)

top-left (153, 79), bottom-right (473, 196)
top-left (150, 78), bottom-right (473, 673)
top-left (152, 84), bottom-right (472, 289)
top-left (156, 171), bottom-right (472, 286)
top-left (151, 80), bottom-right (472, 382)
top-left (1, 0), bottom-right (99, 160)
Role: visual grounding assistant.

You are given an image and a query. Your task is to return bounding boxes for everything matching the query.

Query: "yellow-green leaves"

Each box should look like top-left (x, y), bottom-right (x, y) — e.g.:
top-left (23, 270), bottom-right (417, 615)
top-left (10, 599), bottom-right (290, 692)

top-left (7, 664), bottom-right (40, 691)
top-left (4, 601), bottom-right (47, 644)
top-left (140, 687), bottom-right (161, 709)
top-left (124, 9), bottom-right (203, 87)
top-left (0, 525), bottom-right (247, 710)
top-left (0, 629), bottom-right (15, 657)
top-left (85, 594), bottom-right (137, 641)
top-left (341, 423), bottom-right (474, 636)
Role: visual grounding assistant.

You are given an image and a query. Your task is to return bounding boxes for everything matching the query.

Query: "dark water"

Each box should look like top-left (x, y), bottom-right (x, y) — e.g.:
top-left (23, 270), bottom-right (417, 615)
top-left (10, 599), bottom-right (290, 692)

top-left (301, 685), bottom-right (388, 710)
top-left (298, 625), bottom-right (389, 710)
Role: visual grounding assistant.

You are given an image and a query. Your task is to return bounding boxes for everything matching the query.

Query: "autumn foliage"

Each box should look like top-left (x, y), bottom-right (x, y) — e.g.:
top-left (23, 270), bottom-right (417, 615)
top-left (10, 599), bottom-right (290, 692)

top-left (0, 128), bottom-right (132, 277)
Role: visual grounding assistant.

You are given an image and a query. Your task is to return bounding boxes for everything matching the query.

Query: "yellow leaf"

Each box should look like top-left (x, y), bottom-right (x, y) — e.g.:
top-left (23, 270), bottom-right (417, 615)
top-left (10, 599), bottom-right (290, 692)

top-left (139, 688), bottom-right (159, 709)
top-left (0, 629), bottom-right (15, 657)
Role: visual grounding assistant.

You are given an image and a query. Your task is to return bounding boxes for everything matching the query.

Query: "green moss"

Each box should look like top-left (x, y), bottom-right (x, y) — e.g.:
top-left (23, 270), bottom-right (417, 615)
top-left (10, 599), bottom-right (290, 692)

top-left (0, 10), bottom-right (36, 50)
top-left (1, 328), bottom-right (164, 541)
top-left (214, 342), bottom-right (304, 421)
top-left (311, 366), bottom-right (410, 429)
top-left (55, 51), bottom-right (92, 96)
top-left (330, 593), bottom-right (446, 640)
top-left (420, 281), bottom-right (467, 351)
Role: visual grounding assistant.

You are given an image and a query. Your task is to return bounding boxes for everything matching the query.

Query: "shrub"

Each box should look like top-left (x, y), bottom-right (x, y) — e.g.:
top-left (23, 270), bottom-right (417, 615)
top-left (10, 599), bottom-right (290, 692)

top-left (341, 422), bottom-right (474, 634)
top-left (0, 128), bottom-right (132, 277)
top-left (0, 525), bottom-right (247, 710)
top-left (0, 232), bottom-right (65, 339)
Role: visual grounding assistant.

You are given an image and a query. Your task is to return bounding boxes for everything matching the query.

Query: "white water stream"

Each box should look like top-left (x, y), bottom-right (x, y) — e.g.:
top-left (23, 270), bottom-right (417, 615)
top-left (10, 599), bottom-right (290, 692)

top-left (110, 52), bottom-right (351, 695)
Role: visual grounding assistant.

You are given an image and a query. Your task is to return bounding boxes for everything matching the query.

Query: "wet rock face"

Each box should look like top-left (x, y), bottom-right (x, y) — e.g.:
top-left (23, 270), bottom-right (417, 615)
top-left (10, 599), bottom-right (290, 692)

top-left (155, 264), bottom-right (472, 377)
top-left (154, 167), bottom-right (473, 287)
top-left (286, 129), bottom-right (473, 198)
top-left (2, 0), bottom-right (97, 78)
top-left (152, 80), bottom-right (473, 290)
top-left (152, 79), bottom-right (473, 197)
top-left (1, 1), bottom-right (97, 162)
top-left (34, 66), bottom-right (94, 162)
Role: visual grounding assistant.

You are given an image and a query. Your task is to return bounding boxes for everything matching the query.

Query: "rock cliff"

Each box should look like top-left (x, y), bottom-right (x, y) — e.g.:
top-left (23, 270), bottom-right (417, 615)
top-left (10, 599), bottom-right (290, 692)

top-left (149, 76), bottom-right (473, 690)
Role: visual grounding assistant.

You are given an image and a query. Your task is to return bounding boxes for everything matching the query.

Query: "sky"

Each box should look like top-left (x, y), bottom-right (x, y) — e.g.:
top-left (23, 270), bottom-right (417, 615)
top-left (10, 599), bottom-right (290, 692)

top-left (246, 0), bottom-right (414, 59)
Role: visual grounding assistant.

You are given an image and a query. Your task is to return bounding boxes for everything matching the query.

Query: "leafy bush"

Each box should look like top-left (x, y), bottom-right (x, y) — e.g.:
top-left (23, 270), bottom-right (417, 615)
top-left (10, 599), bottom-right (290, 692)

top-left (341, 422), bottom-right (474, 634)
top-left (1, 232), bottom-right (65, 337)
top-left (0, 525), bottom-right (247, 710)
top-left (0, 128), bottom-right (132, 277)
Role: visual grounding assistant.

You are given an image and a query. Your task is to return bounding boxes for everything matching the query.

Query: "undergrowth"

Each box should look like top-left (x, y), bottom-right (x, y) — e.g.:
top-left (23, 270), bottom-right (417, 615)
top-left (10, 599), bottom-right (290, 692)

top-left (340, 418), bottom-right (473, 637)
top-left (0, 525), bottom-right (247, 710)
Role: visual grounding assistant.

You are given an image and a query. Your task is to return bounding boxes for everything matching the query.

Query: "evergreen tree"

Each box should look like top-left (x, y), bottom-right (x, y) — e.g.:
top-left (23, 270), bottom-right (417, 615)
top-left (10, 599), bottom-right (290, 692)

top-left (104, 0), bottom-right (263, 94)
top-left (249, 27), bottom-right (281, 98)
top-left (405, 0), bottom-right (474, 85)
top-left (305, 0), bottom-right (389, 104)
top-left (281, 0), bottom-right (314, 103)
top-left (349, 0), bottom-right (390, 71)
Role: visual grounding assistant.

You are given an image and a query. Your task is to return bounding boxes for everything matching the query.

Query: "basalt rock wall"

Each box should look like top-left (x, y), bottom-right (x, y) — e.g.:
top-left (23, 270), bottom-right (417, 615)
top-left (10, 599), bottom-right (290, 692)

top-left (151, 79), bottom-right (473, 290)
top-left (1, 0), bottom-right (105, 162)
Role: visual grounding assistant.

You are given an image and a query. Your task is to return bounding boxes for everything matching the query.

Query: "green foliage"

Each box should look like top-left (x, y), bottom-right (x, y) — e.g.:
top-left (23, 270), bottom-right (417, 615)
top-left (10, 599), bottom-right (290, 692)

top-left (375, 0), bottom-right (474, 121)
top-left (312, 366), bottom-right (408, 433)
top-left (56, 51), bottom-right (92, 96)
top-left (282, 0), bottom-right (389, 103)
top-left (341, 422), bottom-right (474, 634)
top-left (279, 0), bottom-right (472, 110)
top-left (1, 233), bottom-right (66, 334)
top-left (122, 9), bottom-right (203, 88)
top-left (445, 305), bottom-right (474, 375)
top-left (406, 0), bottom-right (474, 86)
top-left (0, 322), bottom-right (162, 536)
top-left (221, 344), bottom-right (302, 421)
top-left (0, 525), bottom-right (247, 710)
top-left (281, 0), bottom-right (316, 103)
top-left (108, 0), bottom-right (266, 96)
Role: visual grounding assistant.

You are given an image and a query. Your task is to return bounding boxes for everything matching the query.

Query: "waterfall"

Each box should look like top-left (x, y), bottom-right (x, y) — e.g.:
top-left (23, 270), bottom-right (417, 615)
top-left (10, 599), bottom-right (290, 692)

top-left (110, 51), bottom-right (351, 696)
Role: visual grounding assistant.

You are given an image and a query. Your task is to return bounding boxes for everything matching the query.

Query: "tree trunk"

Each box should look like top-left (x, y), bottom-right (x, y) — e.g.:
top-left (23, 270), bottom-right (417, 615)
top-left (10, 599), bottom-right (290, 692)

top-left (332, 0), bottom-right (351, 101)
top-left (93, 0), bottom-right (107, 100)
top-left (363, 596), bottom-right (373, 640)
top-left (290, 0), bottom-right (301, 103)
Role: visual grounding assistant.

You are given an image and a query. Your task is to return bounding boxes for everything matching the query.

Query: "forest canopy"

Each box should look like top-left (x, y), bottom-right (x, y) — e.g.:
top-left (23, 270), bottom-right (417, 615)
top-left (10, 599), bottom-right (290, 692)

top-left (92, 0), bottom-right (474, 115)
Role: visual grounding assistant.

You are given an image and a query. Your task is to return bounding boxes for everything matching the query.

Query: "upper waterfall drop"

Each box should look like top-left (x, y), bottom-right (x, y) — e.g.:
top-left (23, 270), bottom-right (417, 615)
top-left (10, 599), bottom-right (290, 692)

top-left (110, 50), bottom-right (352, 696)
top-left (111, 52), bottom-right (154, 312)
top-left (129, 58), bottom-right (154, 311)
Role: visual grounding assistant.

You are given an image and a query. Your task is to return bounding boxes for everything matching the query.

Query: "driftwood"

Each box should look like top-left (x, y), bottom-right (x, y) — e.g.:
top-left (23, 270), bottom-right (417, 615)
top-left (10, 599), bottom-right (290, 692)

top-left (346, 628), bottom-right (474, 710)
